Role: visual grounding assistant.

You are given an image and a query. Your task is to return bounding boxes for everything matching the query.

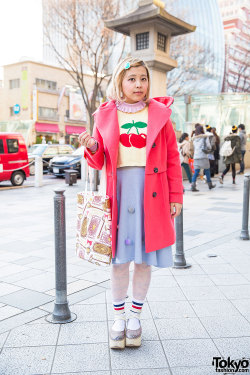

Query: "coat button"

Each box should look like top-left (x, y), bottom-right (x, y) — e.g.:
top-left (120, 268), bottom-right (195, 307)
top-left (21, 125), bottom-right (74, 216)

top-left (152, 192), bottom-right (157, 197)
top-left (125, 238), bottom-right (132, 245)
top-left (152, 142), bottom-right (156, 148)
top-left (128, 207), bottom-right (135, 214)
top-left (154, 167), bottom-right (158, 173)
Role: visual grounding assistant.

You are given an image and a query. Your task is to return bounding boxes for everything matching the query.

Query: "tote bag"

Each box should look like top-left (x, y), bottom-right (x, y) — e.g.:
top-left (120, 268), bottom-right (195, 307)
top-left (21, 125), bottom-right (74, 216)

top-left (76, 157), bottom-right (112, 266)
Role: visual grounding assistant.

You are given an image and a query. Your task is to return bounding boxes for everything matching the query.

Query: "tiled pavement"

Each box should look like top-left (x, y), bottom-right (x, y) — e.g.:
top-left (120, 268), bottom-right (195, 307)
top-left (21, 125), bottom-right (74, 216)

top-left (0, 171), bottom-right (249, 374)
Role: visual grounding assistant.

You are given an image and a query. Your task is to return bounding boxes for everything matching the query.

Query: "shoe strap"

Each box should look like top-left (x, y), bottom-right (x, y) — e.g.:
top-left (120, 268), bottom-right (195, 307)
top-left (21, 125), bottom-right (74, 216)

top-left (127, 314), bottom-right (141, 322)
top-left (114, 315), bottom-right (126, 322)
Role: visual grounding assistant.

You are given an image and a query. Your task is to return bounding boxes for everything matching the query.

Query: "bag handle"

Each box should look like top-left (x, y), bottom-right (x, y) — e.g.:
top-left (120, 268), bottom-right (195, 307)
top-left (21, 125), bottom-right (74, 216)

top-left (85, 155), bottom-right (107, 195)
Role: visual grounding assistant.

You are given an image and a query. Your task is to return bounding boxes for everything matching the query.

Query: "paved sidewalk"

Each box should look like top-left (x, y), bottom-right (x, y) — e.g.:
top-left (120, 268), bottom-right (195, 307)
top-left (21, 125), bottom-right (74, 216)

top-left (0, 171), bottom-right (249, 375)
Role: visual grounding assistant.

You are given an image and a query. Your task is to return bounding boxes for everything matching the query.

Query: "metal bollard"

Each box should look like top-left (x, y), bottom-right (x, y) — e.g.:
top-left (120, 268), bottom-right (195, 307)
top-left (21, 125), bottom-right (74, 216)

top-left (35, 156), bottom-right (43, 187)
top-left (173, 208), bottom-right (191, 269)
top-left (46, 188), bottom-right (77, 323)
top-left (240, 173), bottom-right (250, 240)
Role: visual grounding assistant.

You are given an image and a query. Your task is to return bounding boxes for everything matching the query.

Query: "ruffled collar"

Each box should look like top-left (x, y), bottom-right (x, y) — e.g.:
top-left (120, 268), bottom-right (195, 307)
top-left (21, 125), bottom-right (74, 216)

top-left (115, 100), bottom-right (146, 113)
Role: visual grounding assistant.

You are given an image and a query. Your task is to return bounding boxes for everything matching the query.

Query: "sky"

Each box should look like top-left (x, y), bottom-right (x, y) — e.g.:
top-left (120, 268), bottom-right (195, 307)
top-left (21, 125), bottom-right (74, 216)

top-left (0, 0), bottom-right (43, 79)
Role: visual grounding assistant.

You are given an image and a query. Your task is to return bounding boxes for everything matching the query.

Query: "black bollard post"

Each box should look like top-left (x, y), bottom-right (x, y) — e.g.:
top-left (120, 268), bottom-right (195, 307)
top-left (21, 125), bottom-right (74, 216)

top-left (46, 188), bottom-right (77, 323)
top-left (240, 173), bottom-right (250, 241)
top-left (173, 208), bottom-right (191, 269)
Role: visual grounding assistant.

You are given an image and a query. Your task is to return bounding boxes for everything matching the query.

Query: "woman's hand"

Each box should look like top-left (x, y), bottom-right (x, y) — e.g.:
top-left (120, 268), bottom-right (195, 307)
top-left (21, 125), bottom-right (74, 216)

top-left (79, 130), bottom-right (96, 148)
top-left (170, 203), bottom-right (182, 218)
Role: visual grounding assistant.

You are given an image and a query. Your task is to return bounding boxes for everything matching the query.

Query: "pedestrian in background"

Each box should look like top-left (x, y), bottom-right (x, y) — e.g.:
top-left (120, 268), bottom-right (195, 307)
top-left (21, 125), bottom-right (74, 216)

top-left (79, 56), bottom-right (183, 350)
top-left (220, 125), bottom-right (242, 184)
top-left (205, 124), bottom-right (216, 177)
top-left (191, 124), bottom-right (216, 191)
top-left (237, 124), bottom-right (247, 175)
top-left (178, 132), bottom-right (193, 183)
top-left (212, 127), bottom-right (220, 174)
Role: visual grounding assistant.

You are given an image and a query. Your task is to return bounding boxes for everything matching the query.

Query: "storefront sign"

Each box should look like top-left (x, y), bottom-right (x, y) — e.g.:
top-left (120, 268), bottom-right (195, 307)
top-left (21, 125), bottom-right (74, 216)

top-left (13, 104), bottom-right (20, 114)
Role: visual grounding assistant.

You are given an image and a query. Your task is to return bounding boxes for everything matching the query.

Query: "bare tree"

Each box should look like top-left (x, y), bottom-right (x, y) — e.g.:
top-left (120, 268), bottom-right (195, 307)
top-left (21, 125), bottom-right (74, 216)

top-left (223, 46), bottom-right (250, 93)
top-left (167, 34), bottom-right (216, 96)
top-left (43, 0), bottom-right (127, 131)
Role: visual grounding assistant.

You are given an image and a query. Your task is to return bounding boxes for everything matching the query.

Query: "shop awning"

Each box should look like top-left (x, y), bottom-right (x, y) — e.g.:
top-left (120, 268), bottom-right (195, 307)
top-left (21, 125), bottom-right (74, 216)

top-left (65, 125), bottom-right (86, 135)
top-left (35, 122), bottom-right (59, 133)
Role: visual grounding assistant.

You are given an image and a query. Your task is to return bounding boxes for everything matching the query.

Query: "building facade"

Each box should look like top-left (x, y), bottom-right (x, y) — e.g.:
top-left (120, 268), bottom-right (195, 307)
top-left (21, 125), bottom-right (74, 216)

top-left (218, 0), bottom-right (250, 93)
top-left (164, 0), bottom-right (225, 95)
top-left (0, 60), bottom-right (97, 146)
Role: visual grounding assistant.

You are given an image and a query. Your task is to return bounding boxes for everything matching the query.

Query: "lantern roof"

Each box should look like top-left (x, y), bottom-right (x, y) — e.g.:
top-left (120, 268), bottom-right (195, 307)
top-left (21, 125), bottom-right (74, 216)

top-left (104, 0), bottom-right (196, 36)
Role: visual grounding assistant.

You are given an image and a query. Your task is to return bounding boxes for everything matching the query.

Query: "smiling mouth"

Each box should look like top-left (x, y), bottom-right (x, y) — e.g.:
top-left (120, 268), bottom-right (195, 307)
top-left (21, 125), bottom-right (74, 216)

top-left (134, 92), bottom-right (143, 94)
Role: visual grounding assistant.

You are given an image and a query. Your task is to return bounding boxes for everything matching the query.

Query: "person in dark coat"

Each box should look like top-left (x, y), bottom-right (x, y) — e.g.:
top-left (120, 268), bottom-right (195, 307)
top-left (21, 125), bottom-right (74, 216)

top-left (219, 125), bottom-right (242, 184)
top-left (237, 124), bottom-right (247, 174)
top-left (212, 127), bottom-right (220, 174)
top-left (205, 124), bottom-right (216, 177)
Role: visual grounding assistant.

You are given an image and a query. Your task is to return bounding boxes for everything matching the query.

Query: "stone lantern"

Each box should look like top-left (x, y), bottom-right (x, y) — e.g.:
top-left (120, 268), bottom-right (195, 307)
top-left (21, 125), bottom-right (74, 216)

top-left (105, 0), bottom-right (196, 96)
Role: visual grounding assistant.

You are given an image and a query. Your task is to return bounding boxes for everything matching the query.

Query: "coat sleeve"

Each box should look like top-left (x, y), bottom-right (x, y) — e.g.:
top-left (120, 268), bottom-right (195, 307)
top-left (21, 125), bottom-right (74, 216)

top-left (183, 141), bottom-right (191, 157)
top-left (166, 119), bottom-right (183, 204)
top-left (235, 136), bottom-right (242, 160)
top-left (84, 123), bottom-right (104, 170)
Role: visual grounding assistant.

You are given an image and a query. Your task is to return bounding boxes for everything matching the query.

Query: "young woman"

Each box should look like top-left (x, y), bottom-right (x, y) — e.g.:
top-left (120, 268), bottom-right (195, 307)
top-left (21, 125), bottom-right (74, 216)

top-left (220, 125), bottom-right (242, 184)
top-left (178, 132), bottom-right (193, 183)
top-left (79, 56), bottom-right (183, 349)
top-left (191, 124), bottom-right (216, 192)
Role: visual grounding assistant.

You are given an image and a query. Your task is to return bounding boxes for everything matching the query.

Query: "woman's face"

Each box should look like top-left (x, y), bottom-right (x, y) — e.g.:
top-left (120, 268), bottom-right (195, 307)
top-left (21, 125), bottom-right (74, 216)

top-left (185, 136), bottom-right (189, 141)
top-left (122, 66), bottom-right (149, 104)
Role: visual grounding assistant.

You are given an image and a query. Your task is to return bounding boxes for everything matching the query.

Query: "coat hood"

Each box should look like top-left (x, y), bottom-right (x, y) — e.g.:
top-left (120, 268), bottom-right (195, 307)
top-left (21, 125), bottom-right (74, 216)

top-left (225, 133), bottom-right (240, 140)
top-left (152, 96), bottom-right (174, 108)
top-left (193, 134), bottom-right (211, 140)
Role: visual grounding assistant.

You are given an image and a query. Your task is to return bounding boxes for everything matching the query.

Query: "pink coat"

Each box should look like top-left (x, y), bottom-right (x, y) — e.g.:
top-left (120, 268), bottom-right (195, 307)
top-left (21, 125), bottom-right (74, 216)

top-left (84, 97), bottom-right (183, 258)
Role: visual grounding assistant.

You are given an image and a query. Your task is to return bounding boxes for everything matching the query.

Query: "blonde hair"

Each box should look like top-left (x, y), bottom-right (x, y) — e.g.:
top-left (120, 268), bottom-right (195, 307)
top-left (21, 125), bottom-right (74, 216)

top-left (107, 56), bottom-right (151, 102)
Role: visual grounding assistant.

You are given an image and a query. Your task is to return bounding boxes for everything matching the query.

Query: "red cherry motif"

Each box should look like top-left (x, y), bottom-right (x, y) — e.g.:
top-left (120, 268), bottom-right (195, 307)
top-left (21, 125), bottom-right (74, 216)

top-left (129, 134), bottom-right (147, 148)
top-left (120, 120), bottom-right (147, 149)
top-left (120, 134), bottom-right (131, 147)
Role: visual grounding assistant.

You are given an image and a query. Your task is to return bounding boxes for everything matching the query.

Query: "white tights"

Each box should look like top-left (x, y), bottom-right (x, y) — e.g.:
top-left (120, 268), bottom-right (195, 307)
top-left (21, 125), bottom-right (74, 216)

top-left (111, 261), bottom-right (152, 302)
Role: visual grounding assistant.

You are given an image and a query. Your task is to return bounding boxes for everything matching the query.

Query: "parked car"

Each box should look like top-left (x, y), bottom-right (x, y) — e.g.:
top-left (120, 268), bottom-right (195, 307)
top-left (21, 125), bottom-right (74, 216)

top-left (0, 132), bottom-right (30, 186)
top-left (49, 146), bottom-right (85, 177)
top-left (28, 144), bottom-right (75, 175)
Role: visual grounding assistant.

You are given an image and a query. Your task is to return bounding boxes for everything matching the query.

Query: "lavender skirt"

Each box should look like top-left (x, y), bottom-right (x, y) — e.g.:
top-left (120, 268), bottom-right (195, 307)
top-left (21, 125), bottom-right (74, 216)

top-left (112, 167), bottom-right (173, 268)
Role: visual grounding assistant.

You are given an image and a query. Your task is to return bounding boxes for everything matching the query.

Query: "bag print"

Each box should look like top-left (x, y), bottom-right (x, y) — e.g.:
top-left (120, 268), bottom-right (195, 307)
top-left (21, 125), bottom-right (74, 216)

top-left (189, 158), bottom-right (194, 174)
top-left (220, 140), bottom-right (235, 157)
top-left (76, 160), bottom-right (112, 267)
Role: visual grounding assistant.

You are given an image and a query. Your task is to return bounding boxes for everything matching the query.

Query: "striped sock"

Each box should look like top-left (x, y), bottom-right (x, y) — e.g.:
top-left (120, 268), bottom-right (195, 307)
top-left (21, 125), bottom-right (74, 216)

top-left (130, 299), bottom-right (144, 319)
top-left (112, 300), bottom-right (126, 331)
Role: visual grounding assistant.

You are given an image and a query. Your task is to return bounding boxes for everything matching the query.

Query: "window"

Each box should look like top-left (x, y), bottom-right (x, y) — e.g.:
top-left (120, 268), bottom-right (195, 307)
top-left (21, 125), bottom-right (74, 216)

top-left (7, 139), bottom-right (19, 153)
top-left (0, 139), bottom-right (4, 154)
top-left (38, 107), bottom-right (58, 119)
top-left (36, 78), bottom-right (57, 90)
top-left (136, 32), bottom-right (149, 50)
top-left (9, 79), bottom-right (20, 89)
top-left (157, 33), bottom-right (167, 52)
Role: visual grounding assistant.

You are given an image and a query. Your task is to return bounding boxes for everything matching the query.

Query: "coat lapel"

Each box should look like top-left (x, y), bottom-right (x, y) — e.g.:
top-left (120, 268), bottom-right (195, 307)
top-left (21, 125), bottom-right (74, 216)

top-left (146, 99), bottom-right (172, 160)
top-left (94, 101), bottom-right (119, 171)
top-left (94, 99), bottom-right (172, 166)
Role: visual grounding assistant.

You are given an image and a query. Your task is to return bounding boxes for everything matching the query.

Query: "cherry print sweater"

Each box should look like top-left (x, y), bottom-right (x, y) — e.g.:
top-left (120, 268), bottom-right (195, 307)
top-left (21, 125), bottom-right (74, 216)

top-left (117, 106), bottom-right (148, 168)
